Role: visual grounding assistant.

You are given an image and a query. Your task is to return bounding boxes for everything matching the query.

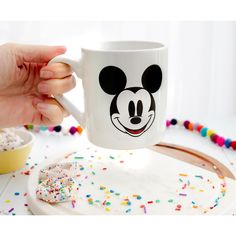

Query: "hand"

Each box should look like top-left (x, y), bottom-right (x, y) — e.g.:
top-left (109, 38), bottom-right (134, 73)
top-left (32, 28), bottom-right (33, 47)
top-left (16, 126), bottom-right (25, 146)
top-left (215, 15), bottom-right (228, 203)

top-left (0, 43), bottom-right (75, 128)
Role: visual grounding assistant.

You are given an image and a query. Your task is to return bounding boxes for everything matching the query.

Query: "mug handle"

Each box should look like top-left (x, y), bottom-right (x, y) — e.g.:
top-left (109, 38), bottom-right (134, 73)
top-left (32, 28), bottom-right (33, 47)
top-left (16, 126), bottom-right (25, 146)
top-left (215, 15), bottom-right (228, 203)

top-left (47, 55), bottom-right (86, 127)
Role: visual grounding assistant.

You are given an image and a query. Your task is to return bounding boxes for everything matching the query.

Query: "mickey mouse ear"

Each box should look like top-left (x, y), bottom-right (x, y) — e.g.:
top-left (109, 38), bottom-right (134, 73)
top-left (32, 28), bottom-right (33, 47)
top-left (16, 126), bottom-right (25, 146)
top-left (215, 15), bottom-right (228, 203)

top-left (141, 64), bottom-right (162, 93)
top-left (99, 66), bottom-right (127, 95)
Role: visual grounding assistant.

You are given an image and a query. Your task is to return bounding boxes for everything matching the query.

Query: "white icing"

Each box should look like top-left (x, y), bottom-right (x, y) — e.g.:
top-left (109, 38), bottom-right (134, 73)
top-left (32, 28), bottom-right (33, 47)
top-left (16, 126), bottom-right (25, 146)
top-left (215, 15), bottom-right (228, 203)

top-left (39, 162), bottom-right (79, 181)
top-left (0, 128), bottom-right (24, 151)
top-left (36, 177), bottom-right (77, 203)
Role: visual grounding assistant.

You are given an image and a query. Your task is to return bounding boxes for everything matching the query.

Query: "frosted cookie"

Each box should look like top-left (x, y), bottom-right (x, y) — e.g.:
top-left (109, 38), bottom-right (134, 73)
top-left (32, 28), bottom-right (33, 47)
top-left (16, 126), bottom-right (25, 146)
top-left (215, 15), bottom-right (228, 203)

top-left (36, 177), bottom-right (77, 203)
top-left (0, 128), bottom-right (24, 151)
top-left (39, 162), bottom-right (79, 181)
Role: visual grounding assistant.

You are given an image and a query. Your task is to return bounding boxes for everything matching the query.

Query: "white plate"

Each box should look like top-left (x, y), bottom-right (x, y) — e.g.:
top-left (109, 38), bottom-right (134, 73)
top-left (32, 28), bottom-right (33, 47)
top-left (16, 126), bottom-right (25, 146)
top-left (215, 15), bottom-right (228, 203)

top-left (27, 144), bottom-right (236, 215)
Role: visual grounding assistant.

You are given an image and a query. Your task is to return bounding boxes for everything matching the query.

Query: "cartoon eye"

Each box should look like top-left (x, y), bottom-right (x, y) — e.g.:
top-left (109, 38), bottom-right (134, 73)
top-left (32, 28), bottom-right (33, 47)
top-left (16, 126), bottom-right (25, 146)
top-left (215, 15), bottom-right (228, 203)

top-left (128, 101), bottom-right (135, 117)
top-left (137, 100), bottom-right (143, 117)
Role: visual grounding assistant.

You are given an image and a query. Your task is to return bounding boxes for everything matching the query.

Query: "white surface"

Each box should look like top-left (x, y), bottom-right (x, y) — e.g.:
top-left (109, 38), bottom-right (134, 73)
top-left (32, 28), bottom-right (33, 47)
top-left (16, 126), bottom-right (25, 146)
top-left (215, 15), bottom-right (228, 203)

top-left (0, 118), bottom-right (236, 215)
top-left (1, 21), bottom-right (236, 121)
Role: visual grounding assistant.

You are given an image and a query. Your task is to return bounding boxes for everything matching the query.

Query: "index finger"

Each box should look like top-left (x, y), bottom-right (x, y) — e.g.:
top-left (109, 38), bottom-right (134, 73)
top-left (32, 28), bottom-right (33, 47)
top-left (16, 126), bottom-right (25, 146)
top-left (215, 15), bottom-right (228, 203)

top-left (40, 63), bottom-right (72, 79)
top-left (14, 43), bottom-right (66, 63)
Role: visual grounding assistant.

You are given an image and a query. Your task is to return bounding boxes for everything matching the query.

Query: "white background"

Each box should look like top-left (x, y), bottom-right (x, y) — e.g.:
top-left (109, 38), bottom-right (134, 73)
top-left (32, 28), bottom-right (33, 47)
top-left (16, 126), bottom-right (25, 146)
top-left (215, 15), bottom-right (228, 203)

top-left (1, 21), bottom-right (236, 124)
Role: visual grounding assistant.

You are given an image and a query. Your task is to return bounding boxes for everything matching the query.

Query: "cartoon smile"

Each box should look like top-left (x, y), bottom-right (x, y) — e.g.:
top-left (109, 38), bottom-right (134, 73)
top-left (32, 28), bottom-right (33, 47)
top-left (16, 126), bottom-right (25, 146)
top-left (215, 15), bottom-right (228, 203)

top-left (114, 114), bottom-right (153, 137)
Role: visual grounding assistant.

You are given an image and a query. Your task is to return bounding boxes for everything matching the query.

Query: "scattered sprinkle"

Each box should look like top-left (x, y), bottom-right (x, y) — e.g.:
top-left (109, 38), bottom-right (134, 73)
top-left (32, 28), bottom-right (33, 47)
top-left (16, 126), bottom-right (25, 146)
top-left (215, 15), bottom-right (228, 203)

top-left (144, 206), bottom-right (147, 214)
top-left (8, 208), bottom-right (14, 213)
top-left (179, 173), bottom-right (188, 177)
top-left (195, 175), bottom-right (203, 179)
top-left (74, 156), bottom-right (84, 160)
top-left (100, 185), bottom-right (106, 190)
top-left (72, 200), bottom-right (76, 208)
top-left (125, 209), bottom-right (132, 213)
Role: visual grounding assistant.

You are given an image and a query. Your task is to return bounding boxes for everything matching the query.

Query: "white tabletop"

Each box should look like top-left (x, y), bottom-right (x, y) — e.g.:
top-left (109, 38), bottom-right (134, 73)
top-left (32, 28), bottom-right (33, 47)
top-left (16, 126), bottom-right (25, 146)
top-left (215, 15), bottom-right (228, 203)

top-left (0, 117), bottom-right (236, 215)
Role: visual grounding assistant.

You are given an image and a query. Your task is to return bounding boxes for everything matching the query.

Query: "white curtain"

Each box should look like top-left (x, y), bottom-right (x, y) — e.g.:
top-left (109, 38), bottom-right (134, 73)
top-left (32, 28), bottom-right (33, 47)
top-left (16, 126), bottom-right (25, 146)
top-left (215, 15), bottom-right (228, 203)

top-left (0, 21), bottom-right (235, 123)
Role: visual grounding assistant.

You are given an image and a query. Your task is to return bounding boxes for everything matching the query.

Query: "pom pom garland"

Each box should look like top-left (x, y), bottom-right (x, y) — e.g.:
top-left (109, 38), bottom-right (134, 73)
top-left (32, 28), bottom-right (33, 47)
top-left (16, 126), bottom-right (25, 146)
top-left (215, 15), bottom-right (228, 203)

top-left (24, 119), bottom-right (236, 150)
top-left (24, 124), bottom-right (83, 136)
top-left (166, 119), bottom-right (236, 151)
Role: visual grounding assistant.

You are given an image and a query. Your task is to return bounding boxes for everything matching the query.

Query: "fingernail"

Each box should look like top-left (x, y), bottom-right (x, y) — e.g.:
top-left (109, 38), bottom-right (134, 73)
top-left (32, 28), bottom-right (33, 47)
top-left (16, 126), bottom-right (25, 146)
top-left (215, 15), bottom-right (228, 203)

top-left (40, 70), bottom-right (54, 78)
top-left (56, 46), bottom-right (66, 52)
top-left (32, 97), bottom-right (43, 107)
top-left (38, 83), bottom-right (49, 94)
top-left (37, 103), bottom-right (49, 110)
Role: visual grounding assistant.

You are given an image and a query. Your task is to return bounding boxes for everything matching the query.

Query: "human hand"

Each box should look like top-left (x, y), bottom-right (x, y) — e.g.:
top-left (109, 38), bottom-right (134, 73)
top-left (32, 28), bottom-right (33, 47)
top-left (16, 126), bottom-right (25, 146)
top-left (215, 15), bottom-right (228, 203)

top-left (0, 43), bottom-right (75, 128)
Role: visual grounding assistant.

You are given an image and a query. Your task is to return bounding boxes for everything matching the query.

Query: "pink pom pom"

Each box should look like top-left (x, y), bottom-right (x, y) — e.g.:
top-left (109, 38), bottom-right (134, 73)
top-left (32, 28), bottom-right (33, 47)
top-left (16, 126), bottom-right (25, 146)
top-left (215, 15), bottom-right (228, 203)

top-left (34, 126), bottom-right (40, 132)
top-left (166, 120), bottom-right (171, 127)
top-left (48, 127), bottom-right (54, 132)
top-left (217, 136), bottom-right (225, 147)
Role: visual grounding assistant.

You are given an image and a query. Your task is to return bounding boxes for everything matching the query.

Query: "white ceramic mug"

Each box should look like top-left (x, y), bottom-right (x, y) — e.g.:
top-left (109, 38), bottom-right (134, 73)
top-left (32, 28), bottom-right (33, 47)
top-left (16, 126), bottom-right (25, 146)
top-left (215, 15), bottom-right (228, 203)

top-left (49, 41), bottom-right (168, 150)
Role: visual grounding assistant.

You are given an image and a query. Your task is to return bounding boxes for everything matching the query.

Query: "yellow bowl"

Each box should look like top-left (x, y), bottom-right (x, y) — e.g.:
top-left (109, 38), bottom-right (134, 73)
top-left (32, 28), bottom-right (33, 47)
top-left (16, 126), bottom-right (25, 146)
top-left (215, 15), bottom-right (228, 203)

top-left (0, 130), bottom-right (34, 174)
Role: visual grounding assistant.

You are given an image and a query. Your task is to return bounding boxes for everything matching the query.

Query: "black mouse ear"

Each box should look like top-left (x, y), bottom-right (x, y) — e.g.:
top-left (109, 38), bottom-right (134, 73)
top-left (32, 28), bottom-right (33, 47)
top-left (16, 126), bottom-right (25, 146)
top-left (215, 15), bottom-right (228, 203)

top-left (141, 64), bottom-right (162, 93)
top-left (99, 66), bottom-right (127, 95)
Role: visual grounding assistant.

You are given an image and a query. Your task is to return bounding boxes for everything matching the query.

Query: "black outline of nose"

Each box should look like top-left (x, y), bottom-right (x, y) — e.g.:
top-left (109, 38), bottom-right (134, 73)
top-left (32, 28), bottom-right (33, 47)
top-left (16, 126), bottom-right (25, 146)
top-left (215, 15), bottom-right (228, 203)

top-left (130, 117), bottom-right (141, 124)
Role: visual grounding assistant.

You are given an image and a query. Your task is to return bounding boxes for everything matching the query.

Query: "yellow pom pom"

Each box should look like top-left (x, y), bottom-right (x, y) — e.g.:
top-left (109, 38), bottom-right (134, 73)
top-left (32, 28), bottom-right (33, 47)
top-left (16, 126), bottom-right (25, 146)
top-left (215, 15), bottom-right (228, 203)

top-left (207, 129), bottom-right (215, 137)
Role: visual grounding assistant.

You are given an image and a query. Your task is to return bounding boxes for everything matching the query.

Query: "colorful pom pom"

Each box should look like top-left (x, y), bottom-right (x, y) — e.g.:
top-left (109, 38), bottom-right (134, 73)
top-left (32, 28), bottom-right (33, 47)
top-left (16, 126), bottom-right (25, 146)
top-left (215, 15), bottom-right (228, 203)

top-left (210, 134), bottom-right (218, 143)
top-left (217, 137), bottom-right (225, 147)
top-left (69, 126), bottom-right (77, 135)
top-left (225, 139), bottom-right (232, 148)
top-left (193, 123), bottom-right (199, 130)
top-left (166, 120), bottom-right (171, 127)
top-left (200, 127), bottom-right (208, 137)
top-left (183, 120), bottom-right (190, 129)
top-left (170, 119), bottom-right (177, 125)
top-left (27, 124), bottom-right (34, 130)
top-left (188, 123), bottom-right (193, 131)
top-left (207, 129), bottom-right (215, 137)
top-left (48, 127), bottom-right (54, 132)
top-left (231, 141), bottom-right (236, 150)
top-left (54, 125), bottom-right (62, 132)
top-left (197, 124), bottom-right (203, 132)
top-left (40, 126), bottom-right (48, 131)
top-left (77, 126), bottom-right (83, 134)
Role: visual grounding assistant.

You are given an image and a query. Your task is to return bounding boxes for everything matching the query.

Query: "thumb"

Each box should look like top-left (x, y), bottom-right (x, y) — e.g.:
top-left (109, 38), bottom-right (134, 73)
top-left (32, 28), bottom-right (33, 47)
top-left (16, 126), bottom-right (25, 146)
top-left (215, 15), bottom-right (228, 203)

top-left (14, 43), bottom-right (66, 63)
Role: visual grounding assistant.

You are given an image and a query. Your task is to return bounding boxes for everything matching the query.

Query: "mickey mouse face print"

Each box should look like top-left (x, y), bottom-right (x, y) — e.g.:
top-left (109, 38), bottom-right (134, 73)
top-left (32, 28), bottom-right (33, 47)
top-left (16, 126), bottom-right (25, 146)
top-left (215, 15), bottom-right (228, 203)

top-left (99, 64), bottom-right (162, 137)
